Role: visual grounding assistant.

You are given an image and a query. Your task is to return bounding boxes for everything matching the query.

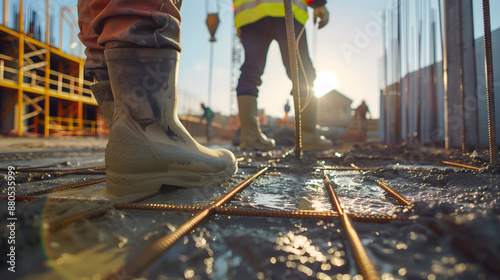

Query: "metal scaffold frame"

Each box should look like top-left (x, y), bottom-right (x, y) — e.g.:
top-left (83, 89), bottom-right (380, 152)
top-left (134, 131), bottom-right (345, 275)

top-left (0, 0), bottom-right (108, 137)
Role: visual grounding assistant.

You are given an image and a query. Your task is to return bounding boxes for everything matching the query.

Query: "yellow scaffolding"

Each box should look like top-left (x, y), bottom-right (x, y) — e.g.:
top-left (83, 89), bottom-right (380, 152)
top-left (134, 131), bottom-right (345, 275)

top-left (0, 0), bottom-right (106, 137)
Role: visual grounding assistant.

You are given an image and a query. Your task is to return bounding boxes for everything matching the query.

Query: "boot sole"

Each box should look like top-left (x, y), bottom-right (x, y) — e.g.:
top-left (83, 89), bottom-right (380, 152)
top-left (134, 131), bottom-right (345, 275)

top-left (104, 164), bottom-right (237, 199)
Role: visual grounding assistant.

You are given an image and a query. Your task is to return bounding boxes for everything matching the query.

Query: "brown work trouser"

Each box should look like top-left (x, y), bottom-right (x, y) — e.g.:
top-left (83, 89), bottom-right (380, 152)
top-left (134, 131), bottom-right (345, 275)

top-left (77, 0), bottom-right (182, 81)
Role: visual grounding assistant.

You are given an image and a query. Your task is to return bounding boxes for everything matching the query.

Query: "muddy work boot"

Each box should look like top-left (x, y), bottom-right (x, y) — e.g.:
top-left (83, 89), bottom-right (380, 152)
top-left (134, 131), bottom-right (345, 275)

top-left (90, 81), bottom-right (114, 129)
top-left (238, 96), bottom-right (275, 151)
top-left (104, 47), bottom-right (237, 199)
top-left (301, 96), bottom-right (333, 151)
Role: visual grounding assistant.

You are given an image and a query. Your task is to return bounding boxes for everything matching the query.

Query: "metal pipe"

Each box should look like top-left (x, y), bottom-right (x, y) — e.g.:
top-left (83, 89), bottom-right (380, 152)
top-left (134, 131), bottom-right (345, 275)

top-left (324, 175), bottom-right (380, 280)
top-left (104, 167), bottom-right (268, 280)
top-left (482, 0), bottom-right (497, 163)
top-left (283, 0), bottom-right (302, 158)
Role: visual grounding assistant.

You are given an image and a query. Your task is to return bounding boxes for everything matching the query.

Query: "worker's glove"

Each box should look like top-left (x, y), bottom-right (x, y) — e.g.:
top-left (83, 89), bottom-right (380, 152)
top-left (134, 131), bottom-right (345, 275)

top-left (313, 6), bottom-right (329, 29)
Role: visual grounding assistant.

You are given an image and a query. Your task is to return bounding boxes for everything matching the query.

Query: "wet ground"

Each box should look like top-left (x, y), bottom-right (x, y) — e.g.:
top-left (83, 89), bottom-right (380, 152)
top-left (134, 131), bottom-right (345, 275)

top-left (0, 137), bottom-right (500, 280)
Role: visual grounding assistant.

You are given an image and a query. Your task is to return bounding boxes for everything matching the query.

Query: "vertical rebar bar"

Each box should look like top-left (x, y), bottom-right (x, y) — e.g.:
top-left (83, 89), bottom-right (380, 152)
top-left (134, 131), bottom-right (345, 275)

top-left (283, 0), bottom-right (302, 158)
top-left (396, 0), bottom-right (402, 143)
top-left (383, 12), bottom-right (388, 143)
top-left (482, 0), bottom-right (497, 163)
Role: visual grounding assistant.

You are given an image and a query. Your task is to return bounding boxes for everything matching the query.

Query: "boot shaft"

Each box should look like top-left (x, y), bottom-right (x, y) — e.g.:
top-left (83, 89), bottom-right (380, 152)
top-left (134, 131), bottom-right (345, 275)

top-left (301, 96), bottom-right (318, 132)
top-left (105, 48), bottom-right (179, 128)
top-left (237, 95), bottom-right (261, 132)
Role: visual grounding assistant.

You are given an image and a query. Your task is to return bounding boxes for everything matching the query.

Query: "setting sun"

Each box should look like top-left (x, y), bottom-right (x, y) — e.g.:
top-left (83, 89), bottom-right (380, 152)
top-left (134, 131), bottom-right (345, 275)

top-left (314, 70), bottom-right (340, 98)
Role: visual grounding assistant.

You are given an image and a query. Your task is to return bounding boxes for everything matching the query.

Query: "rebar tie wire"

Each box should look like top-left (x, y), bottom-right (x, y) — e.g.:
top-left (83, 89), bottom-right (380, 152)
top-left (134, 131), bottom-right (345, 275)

top-left (324, 175), bottom-right (380, 280)
top-left (104, 167), bottom-right (269, 280)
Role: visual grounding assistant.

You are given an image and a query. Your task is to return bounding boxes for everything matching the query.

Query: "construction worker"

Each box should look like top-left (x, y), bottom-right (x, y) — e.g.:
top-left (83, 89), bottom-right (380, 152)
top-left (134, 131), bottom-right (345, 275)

top-left (234, 0), bottom-right (333, 151)
top-left (353, 100), bottom-right (370, 141)
top-left (200, 103), bottom-right (215, 144)
top-left (77, 0), bottom-right (237, 199)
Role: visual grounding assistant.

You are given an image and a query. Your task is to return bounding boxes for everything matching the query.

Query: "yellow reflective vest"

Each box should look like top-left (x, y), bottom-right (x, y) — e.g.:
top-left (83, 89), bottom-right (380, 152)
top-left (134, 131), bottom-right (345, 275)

top-left (234, 0), bottom-right (309, 29)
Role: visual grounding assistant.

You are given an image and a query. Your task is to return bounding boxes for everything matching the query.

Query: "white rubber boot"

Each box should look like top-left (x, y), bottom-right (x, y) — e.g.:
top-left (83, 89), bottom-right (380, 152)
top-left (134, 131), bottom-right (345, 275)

top-left (238, 96), bottom-right (275, 151)
top-left (301, 96), bottom-right (333, 151)
top-left (90, 81), bottom-right (114, 129)
top-left (104, 48), bottom-right (237, 199)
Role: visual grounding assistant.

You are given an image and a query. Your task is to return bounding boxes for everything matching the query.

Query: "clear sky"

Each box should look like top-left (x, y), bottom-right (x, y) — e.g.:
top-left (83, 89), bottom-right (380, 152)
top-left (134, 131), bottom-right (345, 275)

top-left (3, 0), bottom-right (499, 120)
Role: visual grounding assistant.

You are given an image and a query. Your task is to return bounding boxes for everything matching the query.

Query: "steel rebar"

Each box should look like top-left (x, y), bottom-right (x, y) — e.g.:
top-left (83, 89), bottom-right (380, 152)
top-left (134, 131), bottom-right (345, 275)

top-left (105, 167), bottom-right (268, 280)
top-left (116, 203), bottom-right (412, 223)
top-left (441, 161), bottom-right (483, 170)
top-left (25, 177), bottom-right (106, 196)
top-left (283, 0), bottom-right (302, 158)
top-left (324, 175), bottom-right (380, 280)
top-left (375, 180), bottom-right (411, 206)
top-left (482, 0), bottom-right (497, 163)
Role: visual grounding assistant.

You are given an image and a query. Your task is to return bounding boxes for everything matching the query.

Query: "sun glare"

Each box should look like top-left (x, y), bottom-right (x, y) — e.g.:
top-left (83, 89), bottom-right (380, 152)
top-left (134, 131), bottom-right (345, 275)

top-left (314, 71), bottom-right (339, 98)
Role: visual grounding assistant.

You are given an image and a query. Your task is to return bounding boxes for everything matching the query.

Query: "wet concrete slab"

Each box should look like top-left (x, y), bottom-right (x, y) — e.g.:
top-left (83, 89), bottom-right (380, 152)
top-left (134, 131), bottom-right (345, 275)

top-left (1, 138), bottom-right (499, 280)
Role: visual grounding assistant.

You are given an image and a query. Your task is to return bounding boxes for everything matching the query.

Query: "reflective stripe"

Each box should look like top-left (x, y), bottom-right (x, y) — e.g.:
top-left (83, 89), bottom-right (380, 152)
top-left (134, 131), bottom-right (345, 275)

top-left (235, 0), bottom-right (307, 15)
top-left (234, 0), bottom-right (309, 28)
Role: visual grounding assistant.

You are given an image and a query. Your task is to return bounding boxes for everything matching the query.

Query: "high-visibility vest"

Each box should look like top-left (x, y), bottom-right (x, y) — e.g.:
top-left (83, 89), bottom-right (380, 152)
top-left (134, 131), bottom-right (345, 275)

top-left (234, 0), bottom-right (309, 29)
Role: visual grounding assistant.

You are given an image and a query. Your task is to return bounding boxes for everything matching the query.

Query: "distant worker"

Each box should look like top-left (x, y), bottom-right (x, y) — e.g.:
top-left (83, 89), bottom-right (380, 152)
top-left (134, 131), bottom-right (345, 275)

top-left (234, 0), bottom-right (333, 151)
top-left (353, 100), bottom-right (370, 141)
top-left (200, 103), bottom-right (215, 144)
top-left (284, 99), bottom-right (291, 121)
top-left (77, 0), bottom-right (237, 198)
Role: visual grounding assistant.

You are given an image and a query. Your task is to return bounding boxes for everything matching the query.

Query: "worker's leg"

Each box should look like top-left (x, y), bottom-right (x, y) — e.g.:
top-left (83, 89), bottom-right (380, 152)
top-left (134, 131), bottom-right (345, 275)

top-left (361, 118), bottom-right (367, 141)
top-left (89, 0), bottom-right (183, 50)
top-left (206, 118), bottom-right (213, 144)
top-left (236, 18), bottom-right (275, 151)
top-left (82, 0), bottom-right (237, 199)
top-left (274, 18), bottom-right (332, 151)
top-left (77, 0), bottom-right (114, 128)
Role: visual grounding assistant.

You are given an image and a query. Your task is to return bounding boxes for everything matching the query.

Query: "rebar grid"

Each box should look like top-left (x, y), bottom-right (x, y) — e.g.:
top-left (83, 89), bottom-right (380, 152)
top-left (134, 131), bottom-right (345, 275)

top-left (2, 154), bottom-right (489, 279)
top-left (104, 167), bottom-right (269, 280)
